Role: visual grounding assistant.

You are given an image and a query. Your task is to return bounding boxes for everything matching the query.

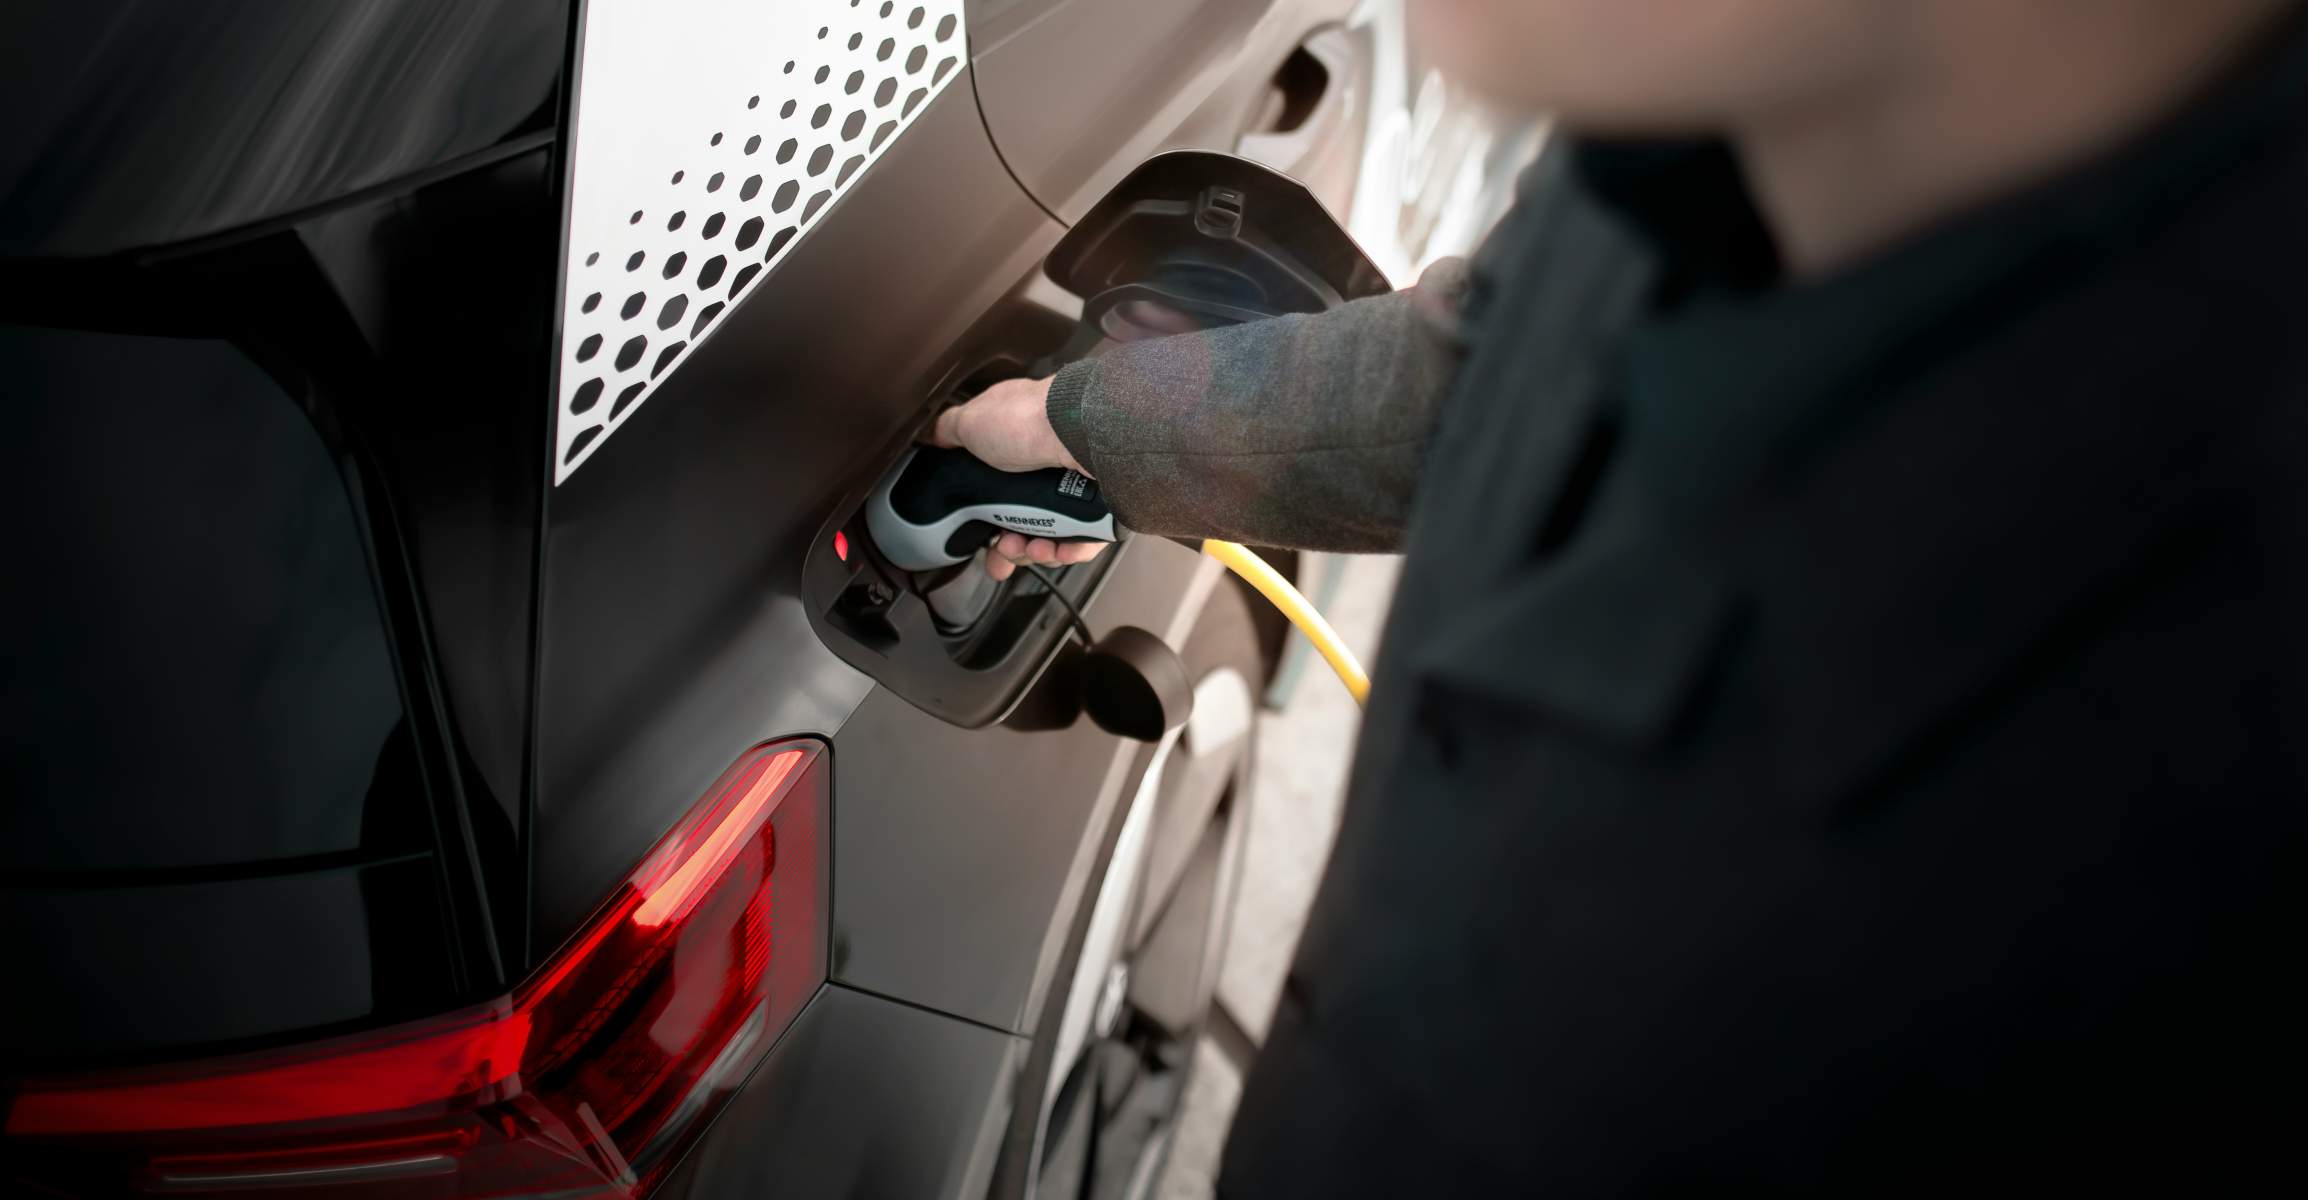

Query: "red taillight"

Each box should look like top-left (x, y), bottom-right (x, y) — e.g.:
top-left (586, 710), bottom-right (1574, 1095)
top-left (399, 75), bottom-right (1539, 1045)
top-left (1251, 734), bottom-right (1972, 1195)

top-left (832, 529), bottom-right (850, 562)
top-left (5, 741), bottom-right (827, 1198)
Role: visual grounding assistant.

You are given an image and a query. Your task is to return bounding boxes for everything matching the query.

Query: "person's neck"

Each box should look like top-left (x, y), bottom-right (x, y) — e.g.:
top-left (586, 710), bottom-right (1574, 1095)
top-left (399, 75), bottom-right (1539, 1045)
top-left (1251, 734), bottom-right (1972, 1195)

top-left (1735, 1), bottom-right (2295, 279)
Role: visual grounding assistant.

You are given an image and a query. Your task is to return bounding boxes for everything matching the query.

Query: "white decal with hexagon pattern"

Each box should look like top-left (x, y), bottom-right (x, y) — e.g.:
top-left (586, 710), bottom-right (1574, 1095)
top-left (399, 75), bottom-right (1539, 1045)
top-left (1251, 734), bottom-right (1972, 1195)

top-left (554, 0), bottom-right (966, 483)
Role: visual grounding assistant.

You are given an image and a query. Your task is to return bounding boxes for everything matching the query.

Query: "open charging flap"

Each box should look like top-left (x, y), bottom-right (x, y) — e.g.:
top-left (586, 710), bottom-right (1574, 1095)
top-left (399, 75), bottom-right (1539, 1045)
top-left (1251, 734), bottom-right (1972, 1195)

top-left (806, 151), bottom-right (1389, 730)
top-left (1046, 150), bottom-right (1392, 343)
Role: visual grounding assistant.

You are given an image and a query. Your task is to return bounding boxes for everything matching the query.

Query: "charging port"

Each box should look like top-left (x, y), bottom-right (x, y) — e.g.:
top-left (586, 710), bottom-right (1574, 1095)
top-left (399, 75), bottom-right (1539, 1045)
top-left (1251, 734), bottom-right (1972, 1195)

top-left (803, 350), bottom-right (1114, 728)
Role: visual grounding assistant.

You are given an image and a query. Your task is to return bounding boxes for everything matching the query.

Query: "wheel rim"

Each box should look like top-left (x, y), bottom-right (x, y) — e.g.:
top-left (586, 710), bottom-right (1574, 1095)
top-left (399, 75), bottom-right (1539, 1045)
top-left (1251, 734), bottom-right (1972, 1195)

top-left (1034, 668), bottom-right (1255, 1200)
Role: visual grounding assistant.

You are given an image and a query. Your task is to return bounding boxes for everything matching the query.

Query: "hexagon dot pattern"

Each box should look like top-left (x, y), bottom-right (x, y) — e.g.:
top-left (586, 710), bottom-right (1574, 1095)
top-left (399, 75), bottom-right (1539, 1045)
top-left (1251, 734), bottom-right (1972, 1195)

top-left (554, 0), bottom-right (966, 481)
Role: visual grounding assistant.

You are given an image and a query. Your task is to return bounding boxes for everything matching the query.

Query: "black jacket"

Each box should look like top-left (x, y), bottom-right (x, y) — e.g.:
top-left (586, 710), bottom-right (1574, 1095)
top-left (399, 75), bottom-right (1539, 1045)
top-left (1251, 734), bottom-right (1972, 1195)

top-left (1054, 20), bottom-right (2308, 1196)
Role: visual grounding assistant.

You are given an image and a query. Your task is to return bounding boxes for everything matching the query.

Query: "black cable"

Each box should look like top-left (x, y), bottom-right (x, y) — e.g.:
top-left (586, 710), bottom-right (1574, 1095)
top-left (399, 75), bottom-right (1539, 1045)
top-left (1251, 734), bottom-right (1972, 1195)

top-left (1020, 561), bottom-right (1095, 648)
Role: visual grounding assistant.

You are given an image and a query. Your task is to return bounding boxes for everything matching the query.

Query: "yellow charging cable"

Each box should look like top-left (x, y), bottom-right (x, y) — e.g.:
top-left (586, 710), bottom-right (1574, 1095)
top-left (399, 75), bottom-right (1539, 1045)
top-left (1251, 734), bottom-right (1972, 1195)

top-left (1201, 540), bottom-right (1369, 707)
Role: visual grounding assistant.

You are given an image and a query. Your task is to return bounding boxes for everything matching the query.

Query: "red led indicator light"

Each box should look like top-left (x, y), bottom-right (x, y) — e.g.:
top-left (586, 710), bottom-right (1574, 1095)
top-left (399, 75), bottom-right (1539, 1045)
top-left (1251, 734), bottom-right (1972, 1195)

top-left (833, 530), bottom-right (850, 562)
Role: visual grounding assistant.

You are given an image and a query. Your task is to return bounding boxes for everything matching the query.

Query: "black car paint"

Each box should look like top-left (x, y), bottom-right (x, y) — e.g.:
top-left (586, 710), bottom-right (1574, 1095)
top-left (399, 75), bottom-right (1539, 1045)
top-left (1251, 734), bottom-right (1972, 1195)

top-left (0, 330), bottom-right (407, 875)
top-left (3, 0), bottom-right (1344, 1189)
top-left (0, 313), bottom-right (464, 1060)
top-left (1, 143), bottom-right (559, 1055)
top-left (0, 0), bottom-right (565, 258)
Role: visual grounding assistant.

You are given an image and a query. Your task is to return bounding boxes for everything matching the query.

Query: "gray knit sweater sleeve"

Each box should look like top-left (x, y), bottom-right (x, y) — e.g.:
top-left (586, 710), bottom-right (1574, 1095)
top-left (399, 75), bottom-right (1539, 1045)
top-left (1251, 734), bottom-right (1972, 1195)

top-left (1043, 257), bottom-right (1470, 553)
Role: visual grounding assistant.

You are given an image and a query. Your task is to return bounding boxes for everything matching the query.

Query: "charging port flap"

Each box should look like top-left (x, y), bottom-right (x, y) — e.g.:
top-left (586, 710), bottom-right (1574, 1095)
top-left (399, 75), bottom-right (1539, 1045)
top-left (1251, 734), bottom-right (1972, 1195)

top-left (1041, 150), bottom-right (1391, 342)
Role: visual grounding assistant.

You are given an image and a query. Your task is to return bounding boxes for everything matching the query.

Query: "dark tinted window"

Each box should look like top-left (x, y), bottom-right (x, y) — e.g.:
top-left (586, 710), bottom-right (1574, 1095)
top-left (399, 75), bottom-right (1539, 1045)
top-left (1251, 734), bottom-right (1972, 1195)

top-left (0, 326), bottom-right (413, 872)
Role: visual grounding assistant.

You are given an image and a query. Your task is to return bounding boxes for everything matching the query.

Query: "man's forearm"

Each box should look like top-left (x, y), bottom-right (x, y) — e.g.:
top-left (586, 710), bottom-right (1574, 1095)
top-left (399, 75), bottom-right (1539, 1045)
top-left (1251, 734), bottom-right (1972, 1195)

top-left (1045, 259), bottom-right (1470, 553)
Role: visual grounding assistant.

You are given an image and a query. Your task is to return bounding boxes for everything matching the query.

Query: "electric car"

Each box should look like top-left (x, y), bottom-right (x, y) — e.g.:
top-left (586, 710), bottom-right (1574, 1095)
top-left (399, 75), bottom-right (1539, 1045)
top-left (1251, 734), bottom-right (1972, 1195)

top-left (0, 2), bottom-right (1523, 1195)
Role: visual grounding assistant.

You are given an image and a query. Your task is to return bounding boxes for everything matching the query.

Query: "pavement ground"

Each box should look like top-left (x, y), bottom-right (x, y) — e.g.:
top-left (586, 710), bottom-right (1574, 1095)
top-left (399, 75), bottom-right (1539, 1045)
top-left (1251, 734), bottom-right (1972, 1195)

top-left (1160, 552), bottom-right (1403, 1199)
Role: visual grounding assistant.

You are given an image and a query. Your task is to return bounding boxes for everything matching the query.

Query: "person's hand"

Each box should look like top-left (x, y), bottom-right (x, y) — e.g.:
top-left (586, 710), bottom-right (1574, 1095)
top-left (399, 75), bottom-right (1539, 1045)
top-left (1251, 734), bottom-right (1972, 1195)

top-left (927, 376), bottom-right (1109, 582)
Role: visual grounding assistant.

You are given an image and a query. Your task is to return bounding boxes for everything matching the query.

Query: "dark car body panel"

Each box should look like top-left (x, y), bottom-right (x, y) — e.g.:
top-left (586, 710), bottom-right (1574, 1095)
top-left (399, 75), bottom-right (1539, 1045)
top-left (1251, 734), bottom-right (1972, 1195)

top-left (0, 0), bottom-right (566, 258)
top-left (4, 0), bottom-right (1356, 1189)
top-left (529, 80), bottom-right (1064, 959)
top-left (1, 130), bottom-right (559, 1054)
top-left (831, 539), bottom-right (1215, 1034)
top-left (658, 984), bottom-right (1024, 1199)
top-left (295, 146), bottom-right (560, 851)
